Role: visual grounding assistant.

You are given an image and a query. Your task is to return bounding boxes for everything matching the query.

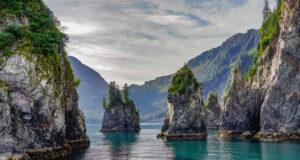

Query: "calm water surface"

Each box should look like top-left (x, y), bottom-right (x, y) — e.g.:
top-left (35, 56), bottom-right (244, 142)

top-left (66, 124), bottom-right (300, 160)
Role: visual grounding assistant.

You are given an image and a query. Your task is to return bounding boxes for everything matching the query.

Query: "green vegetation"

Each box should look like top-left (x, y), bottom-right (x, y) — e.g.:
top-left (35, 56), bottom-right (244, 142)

top-left (106, 81), bottom-right (123, 107)
top-left (244, 0), bottom-right (284, 81)
top-left (232, 68), bottom-right (239, 73)
top-left (74, 78), bottom-right (81, 88)
top-left (205, 90), bottom-right (218, 107)
top-left (122, 83), bottom-right (129, 104)
top-left (102, 97), bottom-right (107, 110)
top-left (0, 79), bottom-right (8, 90)
top-left (0, 0), bottom-right (73, 96)
top-left (168, 64), bottom-right (200, 94)
top-left (0, 25), bottom-right (26, 56)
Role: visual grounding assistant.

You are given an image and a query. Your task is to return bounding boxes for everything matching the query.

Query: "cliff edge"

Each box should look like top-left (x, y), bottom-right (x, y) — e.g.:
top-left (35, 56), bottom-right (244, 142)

top-left (0, 1), bottom-right (89, 159)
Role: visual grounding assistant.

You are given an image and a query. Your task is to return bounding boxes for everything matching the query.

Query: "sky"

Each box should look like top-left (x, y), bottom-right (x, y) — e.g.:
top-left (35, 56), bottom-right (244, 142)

top-left (44, 0), bottom-right (276, 85)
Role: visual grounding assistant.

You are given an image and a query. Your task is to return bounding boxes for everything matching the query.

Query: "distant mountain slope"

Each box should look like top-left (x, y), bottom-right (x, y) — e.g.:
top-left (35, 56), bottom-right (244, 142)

top-left (68, 56), bottom-right (109, 124)
top-left (130, 29), bottom-right (260, 122)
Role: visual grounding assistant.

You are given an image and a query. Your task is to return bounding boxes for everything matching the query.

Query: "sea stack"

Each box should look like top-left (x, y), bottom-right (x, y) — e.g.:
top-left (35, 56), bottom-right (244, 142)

top-left (0, 0), bottom-right (89, 159)
top-left (101, 82), bottom-right (140, 132)
top-left (204, 91), bottom-right (221, 129)
top-left (219, 0), bottom-right (300, 140)
top-left (157, 65), bottom-right (207, 140)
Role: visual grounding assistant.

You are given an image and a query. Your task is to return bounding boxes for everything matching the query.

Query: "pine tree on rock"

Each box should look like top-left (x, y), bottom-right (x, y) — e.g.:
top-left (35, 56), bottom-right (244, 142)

top-left (263, 0), bottom-right (271, 22)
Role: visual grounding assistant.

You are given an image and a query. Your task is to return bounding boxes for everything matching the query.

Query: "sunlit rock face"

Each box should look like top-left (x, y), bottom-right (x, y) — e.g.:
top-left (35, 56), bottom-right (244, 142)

top-left (158, 66), bottom-right (207, 140)
top-left (219, 0), bottom-right (300, 140)
top-left (204, 93), bottom-right (221, 129)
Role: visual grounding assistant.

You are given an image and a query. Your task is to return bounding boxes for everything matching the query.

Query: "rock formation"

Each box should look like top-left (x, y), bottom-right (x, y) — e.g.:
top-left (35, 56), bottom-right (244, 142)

top-left (100, 83), bottom-right (140, 132)
top-left (204, 91), bottom-right (221, 129)
top-left (219, 0), bottom-right (300, 140)
top-left (157, 65), bottom-right (207, 140)
top-left (0, 1), bottom-right (89, 159)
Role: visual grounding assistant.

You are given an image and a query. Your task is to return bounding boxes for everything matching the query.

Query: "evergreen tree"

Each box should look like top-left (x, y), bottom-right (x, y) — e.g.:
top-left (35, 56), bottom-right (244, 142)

top-left (102, 97), bottom-right (107, 110)
top-left (108, 81), bottom-right (122, 107)
top-left (122, 83), bottom-right (129, 104)
top-left (263, 0), bottom-right (271, 22)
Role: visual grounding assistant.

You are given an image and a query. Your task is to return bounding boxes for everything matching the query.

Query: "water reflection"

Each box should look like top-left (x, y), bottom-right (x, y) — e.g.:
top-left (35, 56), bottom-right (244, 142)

top-left (260, 140), bottom-right (300, 160)
top-left (103, 132), bottom-right (139, 159)
top-left (165, 140), bottom-right (208, 160)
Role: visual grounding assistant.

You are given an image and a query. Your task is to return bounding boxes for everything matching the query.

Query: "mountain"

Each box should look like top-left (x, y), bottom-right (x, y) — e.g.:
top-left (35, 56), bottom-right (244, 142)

top-left (130, 29), bottom-right (260, 122)
top-left (68, 56), bottom-right (109, 124)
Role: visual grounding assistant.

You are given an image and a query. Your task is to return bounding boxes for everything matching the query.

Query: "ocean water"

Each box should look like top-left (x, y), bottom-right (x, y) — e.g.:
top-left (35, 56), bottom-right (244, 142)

top-left (65, 124), bottom-right (300, 160)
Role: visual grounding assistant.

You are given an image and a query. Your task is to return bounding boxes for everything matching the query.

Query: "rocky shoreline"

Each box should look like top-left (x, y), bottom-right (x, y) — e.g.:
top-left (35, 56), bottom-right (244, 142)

top-left (4, 139), bottom-right (90, 160)
top-left (157, 133), bottom-right (207, 141)
top-left (100, 128), bottom-right (140, 133)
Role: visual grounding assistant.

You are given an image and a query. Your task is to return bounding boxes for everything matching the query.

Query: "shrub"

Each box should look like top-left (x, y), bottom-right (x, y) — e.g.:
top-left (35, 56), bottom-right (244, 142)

top-left (74, 78), bottom-right (81, 88)
top-left (4, 25), bottom-right (25, 38)
top-left (0, 33), bottom-right (15, 49)
top-left (31, 31), bottom-right (63, 55)
top-left (168, 64), bottom-right (200, 94)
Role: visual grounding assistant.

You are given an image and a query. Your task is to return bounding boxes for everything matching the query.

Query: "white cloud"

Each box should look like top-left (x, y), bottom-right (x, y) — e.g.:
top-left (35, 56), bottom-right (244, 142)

top-left (62, 22), bottom-right (103, 35)
top-left (148, 15), bottom-right (194, 25)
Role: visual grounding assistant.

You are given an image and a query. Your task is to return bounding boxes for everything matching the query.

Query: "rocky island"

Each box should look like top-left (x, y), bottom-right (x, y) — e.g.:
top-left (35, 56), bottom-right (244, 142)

top-left (219, 0), bottom-right (300, 140)
top-left (157, 65), bottom-right (207, 140)
top-left (204, 91), bottom-right (221, 129)
top-left (0, 0), bottom-right (90, 159)
top-left (101, 82), bottom-right (140, 132)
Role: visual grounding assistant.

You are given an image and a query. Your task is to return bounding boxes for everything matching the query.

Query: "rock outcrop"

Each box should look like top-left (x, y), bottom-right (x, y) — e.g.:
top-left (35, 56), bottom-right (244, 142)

top-left (100, 102), bottom-right (140, 132)
top-left (219, 70), bottom-right (265, 137)
top-left (219, 0), bottom-right (300, 140)
top-left (204, 91), bottom-right (221, 129)
top-left (100, 83), bottom-right (140, 132)
top-left (0, 1), bottom-right (89, 159)
top-left (157, 65), bottom-right (207, 140)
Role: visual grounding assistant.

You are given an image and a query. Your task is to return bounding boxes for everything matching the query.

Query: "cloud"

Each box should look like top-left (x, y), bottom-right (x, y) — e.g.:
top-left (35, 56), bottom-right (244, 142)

top-left (44, 0), bottom-right (264, 85)
top-left (63, 22), bottom-right (102, 35)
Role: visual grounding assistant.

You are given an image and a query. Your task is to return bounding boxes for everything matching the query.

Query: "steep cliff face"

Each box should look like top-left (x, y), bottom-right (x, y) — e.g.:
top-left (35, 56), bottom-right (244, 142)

top-left (0, 1), bottom-right (89, 159)
top-left (157, 65), bottom-right (207, 140)
top-left (219, 70), bottom-right (265, 137)
top-left (219, 0), bottom-right (300, 140)
top-left (204, 92), bottom-right (221, 129)
top-left (100, 102), bottom-right (140, 132)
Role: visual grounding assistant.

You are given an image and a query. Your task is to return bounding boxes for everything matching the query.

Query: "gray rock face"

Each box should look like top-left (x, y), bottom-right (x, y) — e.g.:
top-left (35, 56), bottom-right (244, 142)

top-left (259, 0), bottom-right (300, 139)
top-left (158, 67), bottom-right (207, 140)
top-left (204, 94), bottom-right (221, 129)
top-left (219, 0), bottom-right (300, 140)
top-left (219, 70), bottom-right (265, 137)
top-left (101, 103), bottom-right (140, 132)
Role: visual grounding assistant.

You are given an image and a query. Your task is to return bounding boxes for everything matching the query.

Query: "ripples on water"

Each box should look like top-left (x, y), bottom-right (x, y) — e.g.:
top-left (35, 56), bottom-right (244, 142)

top-left (65, 124), bottom-right (300, 160)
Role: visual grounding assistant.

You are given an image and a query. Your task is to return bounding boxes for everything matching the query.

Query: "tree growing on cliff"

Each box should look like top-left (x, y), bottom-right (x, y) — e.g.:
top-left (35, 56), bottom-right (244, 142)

top-left (122, 83), bottom-right (129, 104)
top-left (263, 0), bottom-right (271, 22)
top-left (74, 78), bottom-right (81, 88)
top-left (108, 81), bottom-right (122, 107)
top-left (102, 98), bottom-right (107, 110)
